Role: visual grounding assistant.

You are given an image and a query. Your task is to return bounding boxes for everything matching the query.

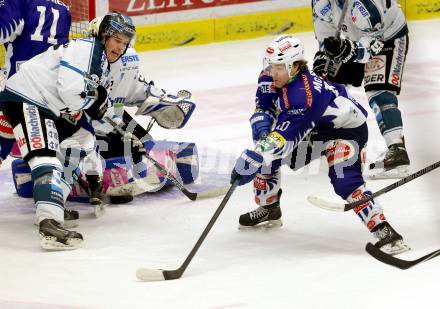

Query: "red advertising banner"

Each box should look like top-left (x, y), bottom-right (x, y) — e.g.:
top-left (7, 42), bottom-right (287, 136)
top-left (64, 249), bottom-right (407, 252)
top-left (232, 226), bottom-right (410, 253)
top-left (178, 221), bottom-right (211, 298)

top-left (108, 0), bottom-right (262, 17)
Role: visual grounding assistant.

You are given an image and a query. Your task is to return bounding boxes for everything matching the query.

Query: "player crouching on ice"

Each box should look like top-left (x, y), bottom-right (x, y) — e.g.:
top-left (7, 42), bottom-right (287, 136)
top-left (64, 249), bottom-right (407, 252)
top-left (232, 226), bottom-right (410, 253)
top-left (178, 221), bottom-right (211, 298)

top-left (58, 14), bottom-right (196, 216)
top-left (1, 12), bottom-right (196, 250)
top-left (230, 35), bottom-right (409, 255)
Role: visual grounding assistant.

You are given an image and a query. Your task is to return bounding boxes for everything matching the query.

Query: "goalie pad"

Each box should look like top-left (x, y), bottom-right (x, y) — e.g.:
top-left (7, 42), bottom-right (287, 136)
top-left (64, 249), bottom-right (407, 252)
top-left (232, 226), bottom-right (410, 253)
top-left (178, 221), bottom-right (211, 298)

top-left (11, 140), bottom-right (199, 200)
top-left (135, 90), bottom-right (196, 129)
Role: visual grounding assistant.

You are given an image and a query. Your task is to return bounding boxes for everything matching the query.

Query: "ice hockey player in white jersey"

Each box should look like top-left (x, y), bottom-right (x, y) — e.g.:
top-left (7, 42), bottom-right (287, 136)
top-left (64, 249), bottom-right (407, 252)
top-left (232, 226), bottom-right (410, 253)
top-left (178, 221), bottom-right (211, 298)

top-left (68, 15), bottom-right (196, 213)
top-left (312, 0), bottom-right (410, 178)
top-left (0, 12), bottom-right (136, 250)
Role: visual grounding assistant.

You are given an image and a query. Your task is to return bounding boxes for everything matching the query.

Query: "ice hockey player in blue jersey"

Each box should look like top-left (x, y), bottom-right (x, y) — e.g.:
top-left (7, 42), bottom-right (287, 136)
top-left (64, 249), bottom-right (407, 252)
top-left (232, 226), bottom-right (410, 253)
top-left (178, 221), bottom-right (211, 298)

top-left (231, 35), bottom-right (409, 255)
top-left (312, 0), bottom-right (410, 178)
top-left (0, 11), bottom-right (136, 250)
top-left (0, 0), bottom-right (71, 79)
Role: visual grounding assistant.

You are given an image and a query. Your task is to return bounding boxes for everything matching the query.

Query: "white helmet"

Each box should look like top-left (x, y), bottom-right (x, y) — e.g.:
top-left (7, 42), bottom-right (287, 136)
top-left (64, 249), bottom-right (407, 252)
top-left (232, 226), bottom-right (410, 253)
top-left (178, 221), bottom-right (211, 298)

top-left (263, 35), bottom-right (305, 77)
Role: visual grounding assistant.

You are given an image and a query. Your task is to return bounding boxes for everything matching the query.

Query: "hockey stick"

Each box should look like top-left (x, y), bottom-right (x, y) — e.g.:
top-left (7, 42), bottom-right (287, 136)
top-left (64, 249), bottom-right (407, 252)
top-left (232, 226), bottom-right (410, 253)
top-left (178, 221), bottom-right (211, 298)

top-left (323, 0), bottom-right (350, 74)
top-left (366, 242), bottom-right (440, 270)
top-left (307, 160), bottom-right (440, 212)
top-left (136, 178), bottom-right (240, 281)
top-left (105, 116), bottom-right (227, 201)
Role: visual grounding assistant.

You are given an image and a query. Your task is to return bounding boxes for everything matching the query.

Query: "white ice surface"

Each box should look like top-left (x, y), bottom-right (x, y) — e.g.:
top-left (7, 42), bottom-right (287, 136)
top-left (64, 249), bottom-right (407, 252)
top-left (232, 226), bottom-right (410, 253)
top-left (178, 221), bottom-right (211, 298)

top-left (0, 19), bottom-right (440, 309)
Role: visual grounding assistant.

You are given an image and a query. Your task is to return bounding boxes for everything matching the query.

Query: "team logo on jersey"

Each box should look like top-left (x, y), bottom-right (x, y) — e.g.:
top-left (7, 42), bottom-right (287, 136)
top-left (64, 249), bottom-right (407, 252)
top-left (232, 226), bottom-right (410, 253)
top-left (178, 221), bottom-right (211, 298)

top-left (266, 47), bottom-right (274, 54)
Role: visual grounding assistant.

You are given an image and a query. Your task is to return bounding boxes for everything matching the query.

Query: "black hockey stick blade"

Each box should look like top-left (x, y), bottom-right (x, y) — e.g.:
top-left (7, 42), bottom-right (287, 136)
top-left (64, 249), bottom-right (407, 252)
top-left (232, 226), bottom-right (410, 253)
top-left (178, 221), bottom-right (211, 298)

top-left (365, 242), bottom-right (440, 270)
top-left (308, 160), bottom-right (440, 212)
top-left (136, 179), bottom-right (240, 281)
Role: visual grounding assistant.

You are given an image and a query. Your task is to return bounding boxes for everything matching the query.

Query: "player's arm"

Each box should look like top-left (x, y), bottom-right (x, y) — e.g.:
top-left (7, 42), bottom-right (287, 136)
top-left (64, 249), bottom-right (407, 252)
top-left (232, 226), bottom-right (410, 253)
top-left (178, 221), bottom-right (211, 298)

top-left (57, 39), bottom-right (108, 119)
top-left (255, 76), bottom-right (331, 164)
top-left (250, 70), bottom-right (278, 141)
top-left (0, 0), bottom-right (24, 44)
top-left (322, 1), bottom-right (386, 64)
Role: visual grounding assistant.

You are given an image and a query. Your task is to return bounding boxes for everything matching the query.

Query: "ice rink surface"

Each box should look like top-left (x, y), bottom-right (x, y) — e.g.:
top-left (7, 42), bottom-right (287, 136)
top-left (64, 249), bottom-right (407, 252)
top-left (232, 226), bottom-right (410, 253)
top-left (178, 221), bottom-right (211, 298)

top-left (0, 19), bottom-right (440, 309)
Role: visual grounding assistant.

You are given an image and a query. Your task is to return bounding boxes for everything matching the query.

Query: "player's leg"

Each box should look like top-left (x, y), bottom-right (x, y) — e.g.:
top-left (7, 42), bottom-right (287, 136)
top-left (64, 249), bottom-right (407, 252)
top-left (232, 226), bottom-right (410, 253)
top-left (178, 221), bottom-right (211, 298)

top-left (2, 102), bottom-right (83, 250)
top-left (238, 160), bottom-right (283, 229)
top-left (365, 34), bottom-right (410, 177)
top-left (238, 138), bottom-right (319, 229)
top-left (326, 125), bottom-right (409, 255)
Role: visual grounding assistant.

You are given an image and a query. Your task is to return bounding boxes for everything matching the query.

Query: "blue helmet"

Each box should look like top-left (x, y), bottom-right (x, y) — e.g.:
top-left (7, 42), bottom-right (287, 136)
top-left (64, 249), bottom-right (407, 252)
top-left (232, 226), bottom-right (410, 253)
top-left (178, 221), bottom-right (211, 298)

top-left (98, 12), bottom-right (135, 44)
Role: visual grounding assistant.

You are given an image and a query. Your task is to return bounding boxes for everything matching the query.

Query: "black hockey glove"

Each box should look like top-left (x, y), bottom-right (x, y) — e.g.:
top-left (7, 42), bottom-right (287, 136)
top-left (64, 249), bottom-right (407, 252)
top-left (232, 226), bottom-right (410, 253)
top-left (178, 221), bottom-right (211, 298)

top-left (84, 85), bottom-right (108, 120)
top-left (313, 51), bottom-right (338, 78)
top-left (323, 36), bottom-right (358, 64)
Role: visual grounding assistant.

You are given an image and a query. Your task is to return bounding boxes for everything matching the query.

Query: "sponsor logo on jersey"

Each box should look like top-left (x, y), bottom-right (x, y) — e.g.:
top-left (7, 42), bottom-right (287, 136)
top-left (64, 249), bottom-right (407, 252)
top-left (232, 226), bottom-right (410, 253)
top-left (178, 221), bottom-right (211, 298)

top-left (24, 104), bottom-right (45, 151)
top-left (253, 177), bottom-right (267, 191)
top-left (267, 131), bottom-right (286, 149)
top-left (301, 74), bottom-right (313, 107)
top-left (365, 57), bottom-right (385, 72)
top-left (364, 55), bottom-right (386, 86)
top-left (282, 88), bottom-right (290, 109)
top-left (13, 125), bottom-right (28, 158)
top-left (365, 73), bottom-right (384, 84)
top-left (320, 3), bottom-right (331, 16)
top-left (121, 54), bottom-right (140, 63)
top-left (259, 81), bottom-right (276, 94)
top-left (389, 37), bottom-right (406, 87)
top-left (325, 139), bottom-right (355, 167)
top-left (353, 1), bottom-right (370, 18)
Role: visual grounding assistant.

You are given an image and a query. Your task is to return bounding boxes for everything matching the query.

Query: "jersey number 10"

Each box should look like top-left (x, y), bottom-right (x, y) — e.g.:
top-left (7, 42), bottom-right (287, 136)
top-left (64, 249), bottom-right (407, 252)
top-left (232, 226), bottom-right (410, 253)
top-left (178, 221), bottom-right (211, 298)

top-left (30, 6), bottom-right (60, 44)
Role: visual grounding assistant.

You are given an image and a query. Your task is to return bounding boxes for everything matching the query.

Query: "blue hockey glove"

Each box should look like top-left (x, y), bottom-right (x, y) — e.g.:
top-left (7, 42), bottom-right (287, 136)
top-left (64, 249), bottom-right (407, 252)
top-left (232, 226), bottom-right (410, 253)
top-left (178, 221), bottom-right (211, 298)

top-left (230, 149), bottom-right (264, 186)
top-left (324, 36), bottom-right (357, 63)
top-left (250, 112), bottom-right (273, 141)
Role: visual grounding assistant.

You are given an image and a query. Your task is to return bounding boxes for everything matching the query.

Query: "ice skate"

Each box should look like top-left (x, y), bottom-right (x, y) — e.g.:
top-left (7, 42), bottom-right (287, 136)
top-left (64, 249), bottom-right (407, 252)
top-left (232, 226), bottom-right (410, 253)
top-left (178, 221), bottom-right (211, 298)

top-left (39, 219), bottom-right (83, 250)
top-left (239, 202), bottom-right (282, 230)
top-left (368, 143), bottom-right (410, 179)
top-left (86, 175), bottom-right (108, 218)
top-left (34, 208), bottom-right (79, 228)
top-left (63, 208), bottom-right (79, 228)
top-left (372, 222), bottom-right (410, 255)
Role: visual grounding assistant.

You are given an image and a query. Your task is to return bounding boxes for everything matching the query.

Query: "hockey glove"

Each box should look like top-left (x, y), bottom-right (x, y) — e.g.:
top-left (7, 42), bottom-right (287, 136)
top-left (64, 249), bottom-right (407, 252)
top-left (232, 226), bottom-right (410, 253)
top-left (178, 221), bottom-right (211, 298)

top-left (250, 111), bottom-right (273, 142)
top-left (313, 51), bottom-right (338, 78)
top-left (230, 149), bottom-right (263, 186)
top-left (323, 37), bottom-right (358, 64)
top-left (84, 85), bottom-right (108, 120)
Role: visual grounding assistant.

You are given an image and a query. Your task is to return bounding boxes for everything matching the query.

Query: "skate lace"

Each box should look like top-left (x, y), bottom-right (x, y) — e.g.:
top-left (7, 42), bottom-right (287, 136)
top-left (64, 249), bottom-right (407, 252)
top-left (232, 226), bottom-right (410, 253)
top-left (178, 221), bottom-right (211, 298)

top-left (374, 226), bottom-right (390, 240)
top-left (384, 144), bottom-right (404, 161)
top-left (249, 207), bottom-right (268, 221)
